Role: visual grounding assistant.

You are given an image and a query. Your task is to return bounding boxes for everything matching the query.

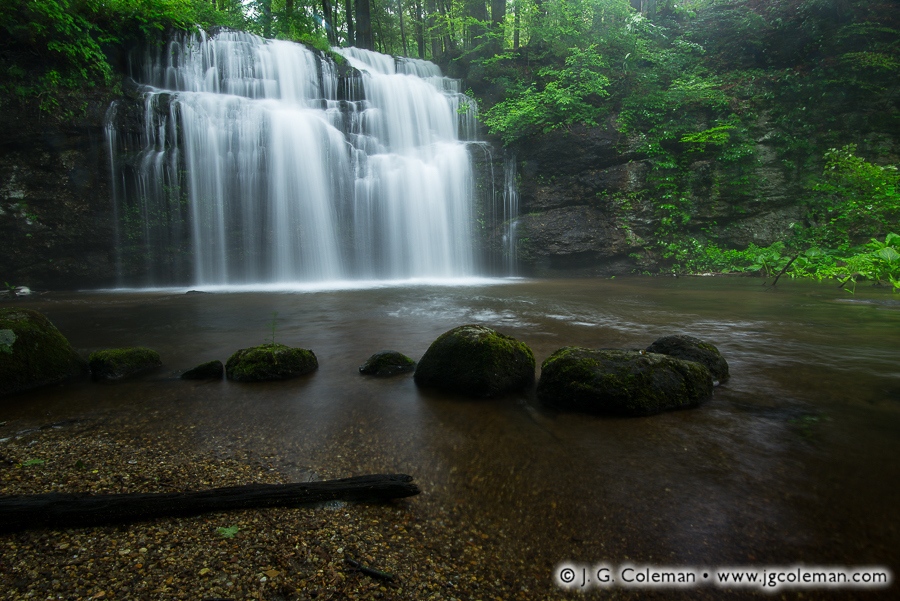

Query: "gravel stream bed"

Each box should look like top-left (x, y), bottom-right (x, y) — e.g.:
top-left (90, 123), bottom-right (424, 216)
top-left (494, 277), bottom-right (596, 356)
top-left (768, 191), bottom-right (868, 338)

top-left (0, 420), bottom-right (545, 601)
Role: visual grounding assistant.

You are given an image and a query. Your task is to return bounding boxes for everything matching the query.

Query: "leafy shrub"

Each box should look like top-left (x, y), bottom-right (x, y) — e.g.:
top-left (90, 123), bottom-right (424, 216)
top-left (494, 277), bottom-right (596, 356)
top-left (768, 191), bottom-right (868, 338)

top-left (483, 45), bottom-right (610, 143)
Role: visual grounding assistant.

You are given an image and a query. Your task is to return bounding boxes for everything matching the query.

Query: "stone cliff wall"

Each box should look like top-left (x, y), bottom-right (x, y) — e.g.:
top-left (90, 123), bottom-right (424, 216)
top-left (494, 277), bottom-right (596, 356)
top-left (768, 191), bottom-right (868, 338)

top-left (482, 103), bottom-right (898, 277)
top-left (0, 87), bottom-right (120, 290)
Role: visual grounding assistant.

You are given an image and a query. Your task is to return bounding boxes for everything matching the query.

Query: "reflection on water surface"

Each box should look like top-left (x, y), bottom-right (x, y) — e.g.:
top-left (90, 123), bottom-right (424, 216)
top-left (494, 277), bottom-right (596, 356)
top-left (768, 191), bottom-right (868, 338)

top-left (2, 277), bottom-right (898, 595)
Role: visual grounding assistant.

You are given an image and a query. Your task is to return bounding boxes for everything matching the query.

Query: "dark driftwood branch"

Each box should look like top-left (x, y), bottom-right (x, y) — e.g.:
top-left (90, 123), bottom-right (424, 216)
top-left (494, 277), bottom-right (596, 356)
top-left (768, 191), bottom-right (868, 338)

top-left (0, 474), bottom-right (419, 532)
top-left (345, 557), bottom-right (396, 581)
top-left (769, 254), bottom-right (799, 287)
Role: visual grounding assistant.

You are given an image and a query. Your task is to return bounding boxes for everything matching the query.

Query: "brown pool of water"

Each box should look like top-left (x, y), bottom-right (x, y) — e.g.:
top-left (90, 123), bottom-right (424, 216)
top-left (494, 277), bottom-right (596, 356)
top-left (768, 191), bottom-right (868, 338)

top-left (1, 277), bottom-right (898, 596)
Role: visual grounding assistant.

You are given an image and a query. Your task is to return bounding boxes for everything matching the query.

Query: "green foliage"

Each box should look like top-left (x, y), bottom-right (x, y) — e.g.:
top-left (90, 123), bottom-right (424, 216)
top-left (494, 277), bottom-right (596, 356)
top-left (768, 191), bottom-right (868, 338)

top-left (216, 525), bottom-right (241, 538)
top-left (807, 145), bottom-right (900, 246)
top-left (680, 125), bottom-right (736, 149)
top-left (483, 44), bottom-right (609, 143)
top-left (655, 145), bottom-right (900, 288)
top-left (812, 234), bottom-right (900, 293)
top-left (0, 0), bottom-right (239, 116)
top-left (659, 233), bottom-right (900, 293)
top-left (264, 311), bottom-right (279, 347)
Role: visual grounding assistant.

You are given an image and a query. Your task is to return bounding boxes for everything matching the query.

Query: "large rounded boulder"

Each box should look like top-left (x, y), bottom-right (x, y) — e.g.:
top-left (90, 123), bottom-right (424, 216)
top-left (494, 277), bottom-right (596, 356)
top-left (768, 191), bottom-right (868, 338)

top-left (537, 347), bottom-right (713, 416)
top-left (0, 308), bottom-right (87, 396)
top-left (414, 325), bottom-right (535, 397)
top-left (89, 347), bottom-right (162, 381)
top-left (646, 334), bottom-right (729, 383)
top-left (225, 344), bottom-right (318, 382)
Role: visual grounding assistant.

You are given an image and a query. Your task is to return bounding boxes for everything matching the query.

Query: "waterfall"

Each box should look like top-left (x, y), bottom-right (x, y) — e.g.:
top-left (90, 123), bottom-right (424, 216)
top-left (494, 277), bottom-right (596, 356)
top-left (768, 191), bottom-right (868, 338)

top-left (503, 151), bottom-right (520, 275)
top-left (107, 30), bottom-right (486, 286)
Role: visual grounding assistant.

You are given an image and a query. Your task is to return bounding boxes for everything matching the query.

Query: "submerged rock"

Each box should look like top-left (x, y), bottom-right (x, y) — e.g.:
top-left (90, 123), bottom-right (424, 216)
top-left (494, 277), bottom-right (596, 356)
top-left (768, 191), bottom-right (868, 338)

top-left (646, 334), bottom-right (729, 382)
top-left (225, 344), bottom-right (318, 382)
top-left (0, 308), bottom-right (88, 396)
top-left (181, 359), bottom-right (224, 380)
top-left (89, 347), bottom-right (162, 381)
top-left (537, 347), bottom-right (713, 416)
top-left (414, 325), bottom-right (535, 397)
top-left (359, 350), bottom-right (416, 377)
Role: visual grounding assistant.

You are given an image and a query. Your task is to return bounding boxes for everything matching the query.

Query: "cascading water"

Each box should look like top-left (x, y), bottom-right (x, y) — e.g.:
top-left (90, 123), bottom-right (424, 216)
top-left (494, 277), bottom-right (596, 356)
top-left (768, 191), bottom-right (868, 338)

top-left (107, 30), bottom-right (485, 286)
top-left (502, 151), bottom-right (520, 275)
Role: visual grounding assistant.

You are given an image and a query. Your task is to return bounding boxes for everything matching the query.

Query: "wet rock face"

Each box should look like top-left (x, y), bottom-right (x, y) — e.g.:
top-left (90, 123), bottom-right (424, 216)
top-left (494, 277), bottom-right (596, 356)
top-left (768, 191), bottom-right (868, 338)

top-left (89, 347), bottom-right (162, 381)
top-left (0, 85), bottom-right (120, 290)
top-left (359, 350), bottom-right (416, 377)
top-left (515, 206), bottom-right (643, 276)
top-left (0, 308), bottom-right (88, 396)
top-left (225, 344), bottom-right (318, 382)
top-left (646, 334), bottom-right (730, 383)
top-left (536, 347), bottom-right (714, 416)
top-left (414, 325), bottom-right (535, 398)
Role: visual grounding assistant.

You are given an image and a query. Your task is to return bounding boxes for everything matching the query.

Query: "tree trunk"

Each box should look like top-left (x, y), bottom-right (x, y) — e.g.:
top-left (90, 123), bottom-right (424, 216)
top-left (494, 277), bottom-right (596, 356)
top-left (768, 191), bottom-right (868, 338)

top-left (0, 474), bottom-right (420, 532)
top-left (398, 0), bottom-right (409, 56)
top-left (346, 0), bottom-right (355, 46)
top-left (467, 0), bottom-right (489, 50)
top-left (439, 0), bottom-right (455, 50)
top-left (426, 0), bottom-right (442, 58)
top-left (323, 0), bottom-right (338, 45)
top-left (513, 0), bottom-right (519, 49)
top-left (261, 0), bottom-right (274, 38)
top-left (356, 0), bottom-right (374, 50)
top-left (414, 0), bottom-right (425, 58)
top-left (490, 0), bottom-right (506, 52)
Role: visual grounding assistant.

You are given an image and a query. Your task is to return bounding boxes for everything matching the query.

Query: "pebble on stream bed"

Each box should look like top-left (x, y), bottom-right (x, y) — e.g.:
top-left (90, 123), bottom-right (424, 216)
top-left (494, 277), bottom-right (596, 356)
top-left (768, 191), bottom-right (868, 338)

top-left (0, 422), bottom-right (542, 601)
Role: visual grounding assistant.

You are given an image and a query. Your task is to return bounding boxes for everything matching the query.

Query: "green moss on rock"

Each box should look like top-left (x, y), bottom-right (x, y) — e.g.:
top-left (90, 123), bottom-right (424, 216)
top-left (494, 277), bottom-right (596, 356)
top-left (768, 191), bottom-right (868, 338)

top-left (646, 334), bottom-right (730, 382)
top-left (88, 347), bottom-right (162, 381)
top-left (413, 325), bottom-right (535, 398)
top-left (359, 350), bottom-right (416, 377)
top-left (0, 308), bottom-right (88, 396)
top-left (181, 359), bottom-right (224, 380)
top-left (225, 344), bottom-right (318, 382)
top-left (537, 347), bottom-right (713, 416)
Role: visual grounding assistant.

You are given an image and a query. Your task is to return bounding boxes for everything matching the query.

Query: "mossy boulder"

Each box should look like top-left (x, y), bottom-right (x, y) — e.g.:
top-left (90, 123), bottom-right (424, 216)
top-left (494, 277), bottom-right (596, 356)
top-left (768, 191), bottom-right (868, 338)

top-left (0, 308), bottom-right (88, 396)
top-left (89, 347), bottom-right (162, 381)
top-left (646, 334), bottom-right (730, 382)
top-left (537, 347), bottom-right (714, 416)
top-left (225, 344), bottom-right (317, 382)
top-left (413, 325), bottom-right (535, 397)
top-left (359, 350), bottom-right (416, 377)
top-left (181, 359), bottom-right (224, 380)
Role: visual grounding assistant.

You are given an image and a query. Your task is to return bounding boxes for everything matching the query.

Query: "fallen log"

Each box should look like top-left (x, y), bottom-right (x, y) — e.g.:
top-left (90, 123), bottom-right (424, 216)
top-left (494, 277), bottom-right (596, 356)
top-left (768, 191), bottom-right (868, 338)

top-left (0, 473), bottom-right (419, 532)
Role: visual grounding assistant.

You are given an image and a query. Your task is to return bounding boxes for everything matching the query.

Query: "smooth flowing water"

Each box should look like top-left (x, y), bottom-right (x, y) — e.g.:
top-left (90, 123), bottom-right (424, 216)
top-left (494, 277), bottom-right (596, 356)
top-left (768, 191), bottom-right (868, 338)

top-left (2, 277), bottom-right (898, 596)
top-left (108, 32), bottom-right (485, 286)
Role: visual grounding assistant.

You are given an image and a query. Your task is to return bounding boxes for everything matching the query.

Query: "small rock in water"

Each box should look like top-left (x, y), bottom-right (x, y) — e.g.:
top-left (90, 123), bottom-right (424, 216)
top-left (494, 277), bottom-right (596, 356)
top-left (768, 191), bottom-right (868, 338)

top-left (181, 359), bottom-right (224, 380)
top-left (359, 350), bottom-right (416, 377)
top-left (225, 344), bottom-right (317, 382)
